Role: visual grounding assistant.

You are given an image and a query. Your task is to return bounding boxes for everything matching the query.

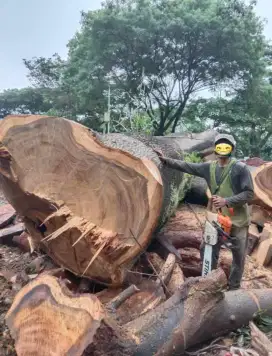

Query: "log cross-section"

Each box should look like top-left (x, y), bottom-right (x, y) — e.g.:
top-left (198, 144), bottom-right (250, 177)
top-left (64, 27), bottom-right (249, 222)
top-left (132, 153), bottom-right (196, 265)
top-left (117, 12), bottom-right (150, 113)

top-left (0, 115), bottom-right (163, 285)
top-left (252, 163), bottom-right (272, 211)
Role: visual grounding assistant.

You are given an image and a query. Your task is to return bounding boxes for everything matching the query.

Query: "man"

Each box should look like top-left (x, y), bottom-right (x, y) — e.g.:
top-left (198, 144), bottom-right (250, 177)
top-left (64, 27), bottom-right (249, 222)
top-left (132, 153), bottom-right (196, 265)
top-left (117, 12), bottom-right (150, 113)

top-left (158, 133), bottom-right (254, 290)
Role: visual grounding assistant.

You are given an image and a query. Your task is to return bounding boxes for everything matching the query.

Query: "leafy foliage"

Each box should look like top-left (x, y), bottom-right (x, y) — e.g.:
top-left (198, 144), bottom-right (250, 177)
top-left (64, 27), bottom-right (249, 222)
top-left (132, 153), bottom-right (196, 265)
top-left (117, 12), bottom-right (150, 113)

top-left (0, 88), bottom-right (51, 119)
top-left (0, 0), bottom-right (271, 160)
top-left (231, 311), bottom-right (272, 347)
top-left (63, 0), bottom-right (266, 134)
top-left (182, 76), bottom-right (272, 159)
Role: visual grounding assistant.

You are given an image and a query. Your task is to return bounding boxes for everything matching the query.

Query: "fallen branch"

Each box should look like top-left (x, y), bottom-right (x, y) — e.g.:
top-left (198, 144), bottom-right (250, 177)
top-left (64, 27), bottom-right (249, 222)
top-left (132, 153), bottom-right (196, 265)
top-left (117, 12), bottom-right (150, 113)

top-left (106, 284), bottom-right (139, 311)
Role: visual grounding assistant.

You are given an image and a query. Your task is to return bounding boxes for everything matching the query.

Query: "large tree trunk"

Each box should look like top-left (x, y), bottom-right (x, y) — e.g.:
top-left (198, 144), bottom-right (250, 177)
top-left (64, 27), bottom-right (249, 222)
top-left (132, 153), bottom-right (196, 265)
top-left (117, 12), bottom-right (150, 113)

top-left (0, 115), bottom-right (215, 286)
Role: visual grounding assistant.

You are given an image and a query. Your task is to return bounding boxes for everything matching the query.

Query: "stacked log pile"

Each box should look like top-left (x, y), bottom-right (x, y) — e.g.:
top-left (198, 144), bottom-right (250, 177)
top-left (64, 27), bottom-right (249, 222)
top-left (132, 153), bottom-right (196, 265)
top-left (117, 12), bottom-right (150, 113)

top-left (0, 115), bottom-right (272, 355)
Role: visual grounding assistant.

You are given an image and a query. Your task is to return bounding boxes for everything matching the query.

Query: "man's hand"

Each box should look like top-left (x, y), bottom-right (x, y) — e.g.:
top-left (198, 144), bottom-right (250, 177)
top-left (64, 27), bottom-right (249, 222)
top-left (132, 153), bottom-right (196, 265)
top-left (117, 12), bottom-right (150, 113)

top-left (212, 195), bottom-right (227, 209)
top-left (153, 149), bottom-right (167, 163)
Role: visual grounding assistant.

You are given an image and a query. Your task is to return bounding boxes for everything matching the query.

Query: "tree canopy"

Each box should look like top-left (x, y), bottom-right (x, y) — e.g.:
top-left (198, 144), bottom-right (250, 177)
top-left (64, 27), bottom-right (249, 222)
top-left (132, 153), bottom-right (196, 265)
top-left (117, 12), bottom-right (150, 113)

top-left (0, 0), bottom-right (271, 159)
top-left (64, 0), bottom-right (266, 134)
top-left (182, 76), bottom-right (272, 159)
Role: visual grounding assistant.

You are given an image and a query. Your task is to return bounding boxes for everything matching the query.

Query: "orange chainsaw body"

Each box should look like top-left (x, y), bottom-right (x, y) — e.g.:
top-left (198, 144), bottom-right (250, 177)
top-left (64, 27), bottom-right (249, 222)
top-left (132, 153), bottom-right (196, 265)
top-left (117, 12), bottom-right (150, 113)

top-left (217, 209), bottom-right (233, 235)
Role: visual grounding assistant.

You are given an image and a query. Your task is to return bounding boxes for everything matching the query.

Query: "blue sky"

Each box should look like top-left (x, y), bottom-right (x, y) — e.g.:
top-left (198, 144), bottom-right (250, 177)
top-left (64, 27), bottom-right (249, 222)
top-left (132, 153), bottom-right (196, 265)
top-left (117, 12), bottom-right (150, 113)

top-left (0, 0), bottom-right (271, 90)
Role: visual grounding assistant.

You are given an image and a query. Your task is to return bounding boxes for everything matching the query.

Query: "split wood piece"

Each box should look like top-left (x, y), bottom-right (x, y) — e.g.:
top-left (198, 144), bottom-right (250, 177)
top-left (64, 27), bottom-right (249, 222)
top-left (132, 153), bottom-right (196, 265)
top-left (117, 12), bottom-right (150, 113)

top-left (157, 204), bottom-right (206, 250)
top-left (0, 222), bottom-right (25, 244)
top-left (0, 203), bottom-right (15, 227)
top-left (106, 284), bottom-right (139, 311)
top-left (250, 322), bottom-right (272, 356)
top-left (113, 279), bottom-right (165, 325)
top-left (253, 237), bottom-right (272, 266)
top-left (168, 264), bottom-right (185, 293)
top-left (5, 274), bottom-right (104, 356)
top-left (248, 224), bottom-right (261, 255)
top-left (252, 163), bottom-right (272, 210)
top-left (251, 205), bottom-right (272, 227)
top-left (178, 247), bottom-right (202, 277)
top-left (260, 223), bottom-right (272, 243)
top-left (156, 253), bottom-right (176, 285)
top-left (12, 232), bottom-right (36, 253)
top-left (148, 252), bottom-right (184, 294)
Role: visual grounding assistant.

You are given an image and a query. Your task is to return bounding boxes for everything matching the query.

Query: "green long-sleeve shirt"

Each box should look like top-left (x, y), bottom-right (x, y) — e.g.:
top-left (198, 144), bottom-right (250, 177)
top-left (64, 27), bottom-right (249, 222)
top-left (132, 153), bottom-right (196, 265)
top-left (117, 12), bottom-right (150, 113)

top-left (163, 158), bottom-right (254, 207)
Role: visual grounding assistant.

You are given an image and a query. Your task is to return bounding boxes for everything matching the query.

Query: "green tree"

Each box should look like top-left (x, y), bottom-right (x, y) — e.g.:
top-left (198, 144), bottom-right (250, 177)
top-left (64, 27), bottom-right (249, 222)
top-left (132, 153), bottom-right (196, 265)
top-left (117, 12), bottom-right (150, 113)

top-left (182, 78), bottom-right (272, 159)
top-left (0, 88), bottom-right (51, 119)
top-left (63, 0), bottom-right (266, 134)
top-left (23, 55), bottom-right (79, 119)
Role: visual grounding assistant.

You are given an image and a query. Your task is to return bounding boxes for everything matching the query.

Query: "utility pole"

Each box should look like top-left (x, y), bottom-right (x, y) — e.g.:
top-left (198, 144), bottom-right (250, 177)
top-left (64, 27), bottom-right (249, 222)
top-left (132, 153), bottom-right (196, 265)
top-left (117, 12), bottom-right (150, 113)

top-left (103, 84), bottom-right (111, 134)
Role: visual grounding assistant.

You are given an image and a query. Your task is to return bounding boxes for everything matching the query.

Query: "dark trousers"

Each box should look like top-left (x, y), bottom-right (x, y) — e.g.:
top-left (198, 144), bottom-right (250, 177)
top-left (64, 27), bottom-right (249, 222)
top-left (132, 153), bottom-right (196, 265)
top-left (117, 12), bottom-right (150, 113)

top-left (200, 226), bottom-right (248, 289)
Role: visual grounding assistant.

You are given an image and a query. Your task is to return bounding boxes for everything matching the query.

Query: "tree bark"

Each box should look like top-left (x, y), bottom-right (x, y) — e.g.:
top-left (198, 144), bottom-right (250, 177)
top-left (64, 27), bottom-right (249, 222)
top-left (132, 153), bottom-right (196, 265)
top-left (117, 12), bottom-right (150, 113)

top-left (185, 176), bottom-right (208, 206)
top-left (0, 115), bottom-right (216, 286)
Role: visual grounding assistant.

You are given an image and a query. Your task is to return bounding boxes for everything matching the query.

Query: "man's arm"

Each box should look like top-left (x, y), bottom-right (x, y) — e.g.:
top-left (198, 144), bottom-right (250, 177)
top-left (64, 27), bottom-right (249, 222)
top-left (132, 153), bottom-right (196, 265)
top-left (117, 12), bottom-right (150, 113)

top-left (162, 157), bottom-right (210, 179)
top-left (225, 165), bottom-right (254, 207)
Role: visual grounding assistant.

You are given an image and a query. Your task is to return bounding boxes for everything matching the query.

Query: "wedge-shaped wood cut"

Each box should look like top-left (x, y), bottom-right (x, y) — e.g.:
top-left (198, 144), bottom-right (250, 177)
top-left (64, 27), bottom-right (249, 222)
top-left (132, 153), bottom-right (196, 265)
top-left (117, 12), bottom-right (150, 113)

top-left (5, 275), bottom-right (104, 356)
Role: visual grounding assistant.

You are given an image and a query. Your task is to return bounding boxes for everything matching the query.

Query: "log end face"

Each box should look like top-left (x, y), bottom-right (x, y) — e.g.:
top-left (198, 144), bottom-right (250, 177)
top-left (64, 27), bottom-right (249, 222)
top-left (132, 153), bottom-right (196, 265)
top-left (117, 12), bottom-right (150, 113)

top-left (5, 275), bottom-right (104, 356)
top-left (0, 115), bottom-right (164, 285)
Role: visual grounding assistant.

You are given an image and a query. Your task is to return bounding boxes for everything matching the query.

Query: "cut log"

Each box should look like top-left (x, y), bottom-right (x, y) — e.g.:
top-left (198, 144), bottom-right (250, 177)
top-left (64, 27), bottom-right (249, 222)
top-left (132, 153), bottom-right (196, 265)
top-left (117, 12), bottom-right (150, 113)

top-left (5, 275), bottom-right (104, 356)
top-left (149, 130), bottom-right (217, 155)
top-left (147, 252), bottom-right (184, 294)
top-left (0, 116), bottom-right (217, 285)
top-left (124, 269), bottom-right (272, 355)
top-left (0, 222), bottom-right (25, 244)
top-left (0, 203), bottom-right (15, 227)
top-left (252, 163), bottom-right (272, 211)
top-left (178, 247), bottom-right (232, 278)
top-left (253, 237), bottom-right (272, 266)
top-left (251, 205), bottom-right (272, 227)
top-left (111, 279), bottom-right (165, 324)
top-left (248, 224), bottom-right (261, 255)
top-left (260, 223), bottom-right (272, 243)
top-left (156, 204), bottom-right (206, 250)
top-left (0, 115), bottom-right (180, 286)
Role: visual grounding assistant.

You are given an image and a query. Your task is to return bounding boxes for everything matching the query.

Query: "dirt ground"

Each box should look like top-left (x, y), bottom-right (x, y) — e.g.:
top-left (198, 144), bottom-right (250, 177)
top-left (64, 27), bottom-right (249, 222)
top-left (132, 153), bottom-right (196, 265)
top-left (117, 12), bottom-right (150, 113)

top-left (0, 244), bottom-right (57, 356)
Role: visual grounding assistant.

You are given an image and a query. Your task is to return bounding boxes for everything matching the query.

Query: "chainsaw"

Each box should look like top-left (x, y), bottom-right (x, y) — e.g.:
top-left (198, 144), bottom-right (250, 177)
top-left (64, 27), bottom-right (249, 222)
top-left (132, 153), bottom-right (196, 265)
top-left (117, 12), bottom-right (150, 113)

top-left (202, 210), bottom-right (233, 277)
